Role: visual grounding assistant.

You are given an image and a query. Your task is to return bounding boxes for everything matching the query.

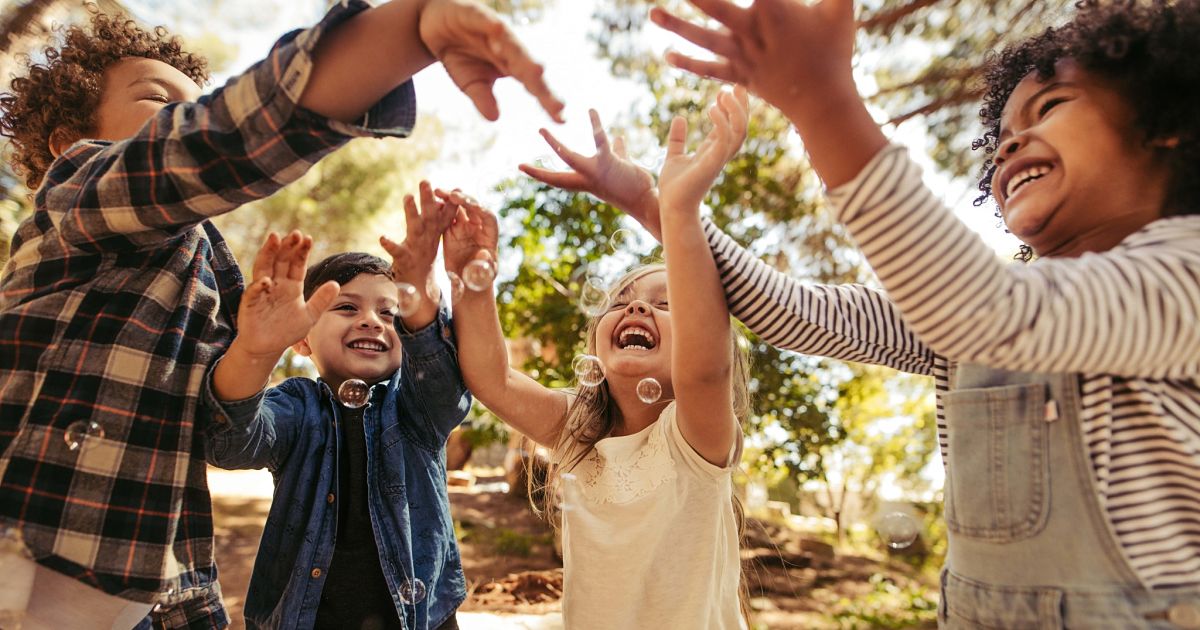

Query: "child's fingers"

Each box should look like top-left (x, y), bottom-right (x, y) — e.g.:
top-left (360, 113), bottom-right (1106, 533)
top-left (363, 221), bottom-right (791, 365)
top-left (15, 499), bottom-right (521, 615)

top-left (666, 116), bottom-right (689, 157)
top-left (419, 180), bottom-right (437, 215)
top-left (518, 164), bottom-right (588, 191)
top-left (403, 194), bottom-right (420, 236)
top-left (305, 280), bottom-right (341, 322)
top-left (274, 231), bottom-right (301, 282)
top-left (664, 51), bottom-right (741, 85)
top-left (588, 109), bottom-right (610, 152)
top-left (487, 28), bottom-right (565, 123)
top-left (675, 0), bottom-right (750, 31)
top-left (379, 235), bottom-right (404, 259)
top-left (251, 232), bottom-right (281, 283)
top-left (538, 128), bottom-right (590, 173)
top-left (648, 7), bottom-right (742, 60)
top-left (288, 235), bottom-right (312, 282)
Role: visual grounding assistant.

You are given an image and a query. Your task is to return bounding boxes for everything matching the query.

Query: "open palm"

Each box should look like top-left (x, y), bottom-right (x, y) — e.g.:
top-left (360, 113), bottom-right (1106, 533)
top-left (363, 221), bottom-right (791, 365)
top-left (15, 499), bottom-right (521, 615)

top-left (236, 231), bottom-right (339, 360)
top-left (658, 87), bottom-right (749, 215)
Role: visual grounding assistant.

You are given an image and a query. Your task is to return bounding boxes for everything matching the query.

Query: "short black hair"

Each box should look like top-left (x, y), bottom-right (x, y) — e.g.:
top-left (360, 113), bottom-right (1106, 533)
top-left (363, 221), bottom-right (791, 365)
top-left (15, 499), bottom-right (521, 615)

top-left (973, 0), bottom-right (1200, 261)
top-left (304, 252), bottom-right (391, 300)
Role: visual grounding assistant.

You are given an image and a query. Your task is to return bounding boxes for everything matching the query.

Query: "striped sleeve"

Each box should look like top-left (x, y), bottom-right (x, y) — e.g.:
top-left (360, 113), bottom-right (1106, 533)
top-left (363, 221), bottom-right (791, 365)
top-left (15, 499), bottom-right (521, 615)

top-left (703, 220), bottom-right (936, 376)
top-left (828, 146), bottom-right (1200, 380)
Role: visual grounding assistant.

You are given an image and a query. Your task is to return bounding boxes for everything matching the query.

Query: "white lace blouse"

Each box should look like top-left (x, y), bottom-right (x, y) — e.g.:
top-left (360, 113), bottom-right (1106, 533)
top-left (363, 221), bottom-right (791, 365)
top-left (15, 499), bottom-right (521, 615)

top-left (559, 402), bottom-right (746, 630)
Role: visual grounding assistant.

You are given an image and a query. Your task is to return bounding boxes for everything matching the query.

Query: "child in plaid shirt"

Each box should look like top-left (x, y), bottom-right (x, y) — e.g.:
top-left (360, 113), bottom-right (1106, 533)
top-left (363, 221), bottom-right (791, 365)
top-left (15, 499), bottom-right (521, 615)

top-left (0, 1), bottom-right (562, 628)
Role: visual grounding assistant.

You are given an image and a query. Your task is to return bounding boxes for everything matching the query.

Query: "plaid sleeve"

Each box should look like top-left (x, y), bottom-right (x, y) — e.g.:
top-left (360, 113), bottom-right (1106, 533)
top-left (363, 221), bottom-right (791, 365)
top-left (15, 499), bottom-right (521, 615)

top-left (30, 0), bottom-right (417, 255)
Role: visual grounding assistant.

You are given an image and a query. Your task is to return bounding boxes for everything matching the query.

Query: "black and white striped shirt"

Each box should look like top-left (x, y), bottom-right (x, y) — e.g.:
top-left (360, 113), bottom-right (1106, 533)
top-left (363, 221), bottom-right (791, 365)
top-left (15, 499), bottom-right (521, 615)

top-left (703, 145), bottom-right (1200, 589)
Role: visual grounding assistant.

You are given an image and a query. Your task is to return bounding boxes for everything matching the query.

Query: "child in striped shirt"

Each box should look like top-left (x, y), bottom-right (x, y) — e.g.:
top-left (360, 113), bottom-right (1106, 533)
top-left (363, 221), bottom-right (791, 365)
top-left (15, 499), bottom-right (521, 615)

top-left (527, 0), bottom-right (1200, 626)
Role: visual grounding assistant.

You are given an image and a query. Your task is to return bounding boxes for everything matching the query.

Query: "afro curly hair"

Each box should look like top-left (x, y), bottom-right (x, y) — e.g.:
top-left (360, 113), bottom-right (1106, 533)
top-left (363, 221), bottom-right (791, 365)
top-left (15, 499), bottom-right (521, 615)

top-left (972, 0), bottom-right (1200, 261)
top-left (0, 9), bottom-right (209, 190)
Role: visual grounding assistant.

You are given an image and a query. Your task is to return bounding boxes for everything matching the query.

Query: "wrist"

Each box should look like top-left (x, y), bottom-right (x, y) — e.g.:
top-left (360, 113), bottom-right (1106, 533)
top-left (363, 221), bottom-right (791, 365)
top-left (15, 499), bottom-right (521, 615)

top-left (225, 339), bottom-right (284, 369)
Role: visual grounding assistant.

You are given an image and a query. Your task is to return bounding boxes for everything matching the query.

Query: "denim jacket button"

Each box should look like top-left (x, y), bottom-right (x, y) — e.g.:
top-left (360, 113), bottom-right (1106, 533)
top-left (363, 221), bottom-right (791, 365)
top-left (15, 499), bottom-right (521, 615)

top-left (310, 568), bottom-right (322, 579)
top-left (1169, 602), bottom-right (1200, 629)
top-left (326, 493), bottom-right (335, 504)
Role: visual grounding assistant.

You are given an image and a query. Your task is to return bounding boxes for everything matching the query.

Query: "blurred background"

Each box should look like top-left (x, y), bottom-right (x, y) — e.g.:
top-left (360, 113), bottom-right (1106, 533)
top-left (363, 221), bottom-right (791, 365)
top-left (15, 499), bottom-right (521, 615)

top-left (0, 1), bottom-right (1071, 627)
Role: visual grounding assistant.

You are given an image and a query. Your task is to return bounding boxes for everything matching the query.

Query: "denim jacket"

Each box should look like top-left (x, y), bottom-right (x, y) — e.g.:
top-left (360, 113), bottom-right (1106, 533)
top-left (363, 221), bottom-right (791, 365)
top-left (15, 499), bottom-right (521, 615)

top-left (204, 307), bottom-right (471, 630)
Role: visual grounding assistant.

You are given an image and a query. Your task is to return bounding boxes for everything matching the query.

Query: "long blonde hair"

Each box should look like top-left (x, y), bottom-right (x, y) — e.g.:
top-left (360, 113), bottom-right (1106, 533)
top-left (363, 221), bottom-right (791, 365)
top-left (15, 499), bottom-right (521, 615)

top-left (533, 263), bottom-right (754, 623)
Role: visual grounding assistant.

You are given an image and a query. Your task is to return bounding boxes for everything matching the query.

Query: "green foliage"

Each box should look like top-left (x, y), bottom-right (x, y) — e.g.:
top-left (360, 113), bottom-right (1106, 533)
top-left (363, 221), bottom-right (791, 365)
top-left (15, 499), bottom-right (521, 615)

top-left (829, 573), bottom-right (938, 629)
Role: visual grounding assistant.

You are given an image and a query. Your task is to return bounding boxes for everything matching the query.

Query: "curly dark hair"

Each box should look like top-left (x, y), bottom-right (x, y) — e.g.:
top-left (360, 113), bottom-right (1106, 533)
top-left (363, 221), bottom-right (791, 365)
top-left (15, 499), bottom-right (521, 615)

top-left (972, 0), bottom-right (1200, 261)
top-left (0, 9), bottom-right (208, 190)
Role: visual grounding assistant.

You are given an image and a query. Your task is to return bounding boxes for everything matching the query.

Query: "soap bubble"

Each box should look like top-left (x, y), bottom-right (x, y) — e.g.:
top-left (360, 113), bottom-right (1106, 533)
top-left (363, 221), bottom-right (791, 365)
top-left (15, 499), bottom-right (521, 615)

top-left (395, 282), bottom-right (420, 318)
top-left (337, 379), bottom-right (370, 409)
top-left (572, 355), bottom-right (605, 387)
top-left (462, 259), bottom-right (497, 292)
top-left (397, 578), bottom-right (426, 605)
top-left (64, 420), bottom-right (105, 451)
top-left (877, 512), bottom-right (920, 549)
top-left (446, 271), bottom-right (465, 302)
top-left (578, 277), bottom-right (611, 317)
top-left (609, 228), bottom-right (635, 253)
top-left (636, 378), bottom-right (662, 404)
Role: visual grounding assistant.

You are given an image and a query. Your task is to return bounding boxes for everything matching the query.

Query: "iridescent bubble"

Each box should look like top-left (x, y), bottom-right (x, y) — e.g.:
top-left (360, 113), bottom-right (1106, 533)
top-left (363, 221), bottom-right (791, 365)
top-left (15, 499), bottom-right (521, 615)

top-left (636, 378), bottom-right (662, 404)
top-left (395, 282), bottom-right (420, 318)
top-left (877, 512), bottom-right (920, 549)
top-left (462, 259), bottom-right (497, 292)
top-left (572, 355), bottom-right (605, 387)
top-left (446, 271), bottom-right (465, 302)
top-left (337, 379), bottom-right (370, 409)
top-left (559, 472), bottom-right (581, 513)
top-left (424, 275), bottom-right (440, 304)
top-left (64, 420), bottom-right (105, 451)
top-left (609, 228), bottom-right (634, 253)
top-left (397, 577), bottom-right (426, 605)
top-left (578, 277), bottom-right (610, 318)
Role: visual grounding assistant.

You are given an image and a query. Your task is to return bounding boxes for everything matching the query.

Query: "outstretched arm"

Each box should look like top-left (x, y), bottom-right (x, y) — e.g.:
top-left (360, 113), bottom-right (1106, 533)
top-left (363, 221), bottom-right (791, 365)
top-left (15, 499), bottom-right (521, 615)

top-left (380, 180), bottom-right (458, 332)
top-left (303, 0), bottom-right (564, 123)
top-left (441, 196), bottom-right (569, 446)
top-left (658, 88), bottom-right (750, 466)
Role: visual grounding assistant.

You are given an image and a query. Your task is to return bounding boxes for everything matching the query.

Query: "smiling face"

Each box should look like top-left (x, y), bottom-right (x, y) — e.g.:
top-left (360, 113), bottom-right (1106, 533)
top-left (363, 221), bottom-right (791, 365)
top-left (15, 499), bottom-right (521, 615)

top-left (89, 56), bottom-right (201, 142)
top-left (294, 273), bottom-right (403, 392)
top-left (990, 59), bottom-right (1172, 258)
top-left (593, 270), bottom-right (673, 387)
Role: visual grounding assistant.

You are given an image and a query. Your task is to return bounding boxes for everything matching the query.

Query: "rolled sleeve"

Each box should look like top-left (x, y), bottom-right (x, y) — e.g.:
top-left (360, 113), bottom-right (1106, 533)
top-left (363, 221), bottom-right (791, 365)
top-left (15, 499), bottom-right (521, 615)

top-left (395, 304), bottom-right (472, 447)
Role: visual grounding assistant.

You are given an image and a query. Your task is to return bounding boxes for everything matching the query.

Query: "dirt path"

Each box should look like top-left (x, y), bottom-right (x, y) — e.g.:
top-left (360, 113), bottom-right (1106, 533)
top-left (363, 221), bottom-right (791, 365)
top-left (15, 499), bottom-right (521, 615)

top-left (209, 467), bottom-right (937, 629)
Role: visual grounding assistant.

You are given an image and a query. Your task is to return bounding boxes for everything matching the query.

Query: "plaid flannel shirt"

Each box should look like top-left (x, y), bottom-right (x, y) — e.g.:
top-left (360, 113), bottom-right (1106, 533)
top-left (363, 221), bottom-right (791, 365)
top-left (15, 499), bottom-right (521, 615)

top-left (0, 0), bottom-right (416, 622)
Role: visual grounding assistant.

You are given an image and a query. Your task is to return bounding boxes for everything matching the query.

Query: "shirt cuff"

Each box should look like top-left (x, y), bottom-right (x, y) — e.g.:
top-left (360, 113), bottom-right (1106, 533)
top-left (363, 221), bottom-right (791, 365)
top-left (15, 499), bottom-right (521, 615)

top-left (393, 302), bottom-right (458, 361)
top-left (202, 356), bottom-right (266, 431)
top-left (266, 0), bottom-right (418, 139)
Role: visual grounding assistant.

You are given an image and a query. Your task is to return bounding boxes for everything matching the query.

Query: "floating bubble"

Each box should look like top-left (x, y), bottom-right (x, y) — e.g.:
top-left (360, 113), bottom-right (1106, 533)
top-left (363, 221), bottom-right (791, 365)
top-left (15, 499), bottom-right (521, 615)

top-left (635, 148), bottom-right (668, 172)
top-left (462, 259), bottom-right (497, 292)
top-left (337, 379), bottom-right (370, 409)
top-left (446, 271), bottom-right (465, 302)
top-left (636, 378), bottom-right (662, 404)
top-left (64, 420), bottom-right (104, 451)
top-left (877, 512), bottom-right (920, 549)
top-left (559, 472), bottom-right (581, 513)
top-left (395, 282), bottom-right (420, 318)
top-left (425, 275), bottom-right (440, 304)
top-left (578, 277), bottom-right (611, 318)
top-left (572, 355), bottom-right (605, 387)
top-left (397, 578), bottom-right (426, 605)
top-left (609, 228), bottom-right (635, 253)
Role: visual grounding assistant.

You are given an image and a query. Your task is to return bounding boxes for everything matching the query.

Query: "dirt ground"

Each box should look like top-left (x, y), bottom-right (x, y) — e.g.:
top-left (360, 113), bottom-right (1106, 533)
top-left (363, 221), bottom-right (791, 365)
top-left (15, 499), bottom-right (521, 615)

top-left (211, 469), bottom-right (937, 629)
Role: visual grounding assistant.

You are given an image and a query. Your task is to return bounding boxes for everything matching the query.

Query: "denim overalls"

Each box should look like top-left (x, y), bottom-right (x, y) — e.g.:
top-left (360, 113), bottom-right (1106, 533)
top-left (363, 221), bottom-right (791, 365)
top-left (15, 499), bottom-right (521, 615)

top-left (939, 363), bottom-right (1200, 628)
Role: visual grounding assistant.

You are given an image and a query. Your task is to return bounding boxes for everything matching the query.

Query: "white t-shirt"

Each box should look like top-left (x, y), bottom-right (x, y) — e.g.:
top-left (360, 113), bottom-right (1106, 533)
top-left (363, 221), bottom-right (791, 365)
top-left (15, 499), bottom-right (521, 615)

top-left (560, 402), bottom-right (745, 630)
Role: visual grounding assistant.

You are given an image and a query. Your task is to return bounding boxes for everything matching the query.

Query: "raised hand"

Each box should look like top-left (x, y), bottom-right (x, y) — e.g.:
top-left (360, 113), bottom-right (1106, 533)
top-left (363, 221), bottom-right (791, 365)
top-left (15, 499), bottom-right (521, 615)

top-left (650, 0), bottom-right (855, 118)
top-left (380, 180), bottom-right (458, 299)
top-left (658, 87), bottom-right (749, 215)
top-left (419, 0), bottom-right (565, 122)
top-left (519, 109), bottom-right (662, 240)
top-left (235, 231), bottom-right (340, 361)
top-left (441, 191), bottom-right (499, 277)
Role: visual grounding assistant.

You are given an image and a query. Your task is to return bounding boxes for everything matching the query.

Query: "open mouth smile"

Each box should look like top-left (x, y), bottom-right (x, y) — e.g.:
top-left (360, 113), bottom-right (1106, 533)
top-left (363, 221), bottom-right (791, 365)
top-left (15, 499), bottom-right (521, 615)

top-left (615, 325), bottom-right (657, 351)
